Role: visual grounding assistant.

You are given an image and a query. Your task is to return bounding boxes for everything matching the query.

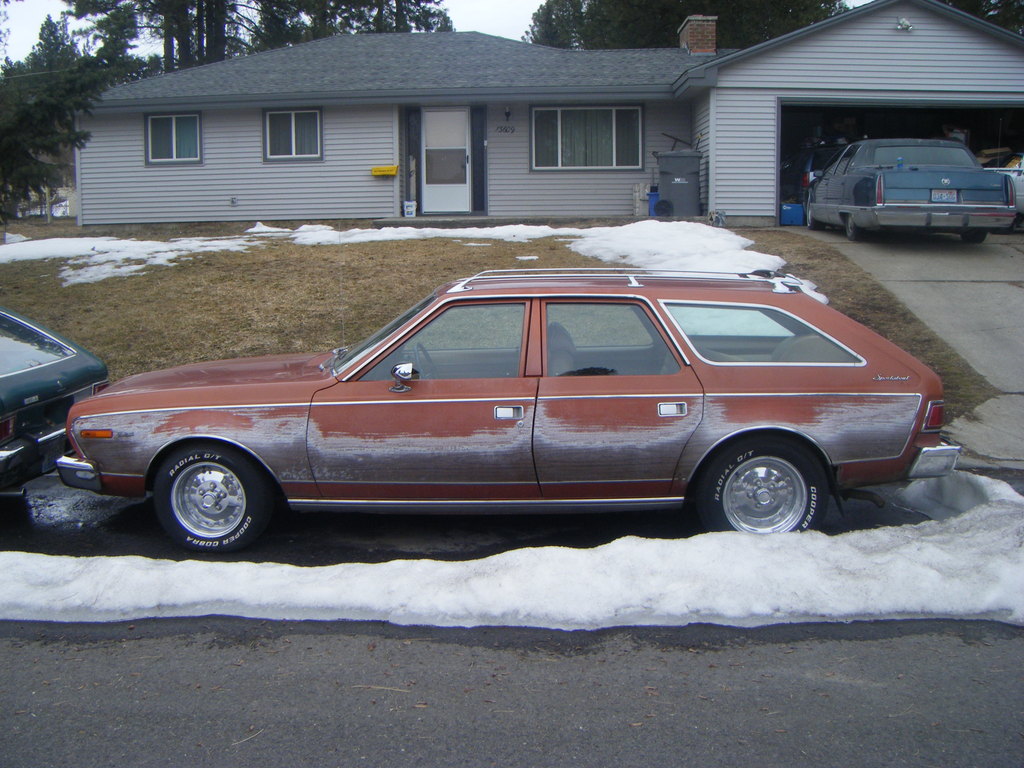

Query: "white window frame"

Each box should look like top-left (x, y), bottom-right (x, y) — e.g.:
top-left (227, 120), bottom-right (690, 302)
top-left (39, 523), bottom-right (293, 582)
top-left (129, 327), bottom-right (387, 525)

top-left (531, 106), bottom-right (642, 171)
top-left (264, 109), bottom-right (322, 160)
top-left (146, 113), bottom-right (201, 164)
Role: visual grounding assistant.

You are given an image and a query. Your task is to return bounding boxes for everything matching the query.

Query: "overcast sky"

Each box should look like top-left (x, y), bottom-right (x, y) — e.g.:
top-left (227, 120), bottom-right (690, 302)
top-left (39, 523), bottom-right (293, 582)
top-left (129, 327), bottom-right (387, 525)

top-left (1, 0), bottom-right (541, 61)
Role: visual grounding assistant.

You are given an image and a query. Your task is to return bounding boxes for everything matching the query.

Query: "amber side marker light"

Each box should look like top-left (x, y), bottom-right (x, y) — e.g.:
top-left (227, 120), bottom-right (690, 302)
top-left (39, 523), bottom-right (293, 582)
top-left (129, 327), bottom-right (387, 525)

top-left (80, 428), bottom-right (114, 439)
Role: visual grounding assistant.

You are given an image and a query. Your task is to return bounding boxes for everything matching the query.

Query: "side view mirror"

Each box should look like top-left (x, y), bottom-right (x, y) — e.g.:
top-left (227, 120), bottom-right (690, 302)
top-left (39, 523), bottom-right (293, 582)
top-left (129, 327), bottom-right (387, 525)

top-left (807, 170), bottom-right (821, 184)
top-left (389, 362), bottom-right (418, 392)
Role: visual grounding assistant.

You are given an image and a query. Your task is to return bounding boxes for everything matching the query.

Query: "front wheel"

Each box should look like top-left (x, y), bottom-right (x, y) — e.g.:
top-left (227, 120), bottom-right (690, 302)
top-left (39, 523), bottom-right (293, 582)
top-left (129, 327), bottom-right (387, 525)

top-left (805, 199), bottom-right (824, 230)
top-left (153, 444), bottom-right (276, 551)
top-left (694, 438), bottom-right (828, 533)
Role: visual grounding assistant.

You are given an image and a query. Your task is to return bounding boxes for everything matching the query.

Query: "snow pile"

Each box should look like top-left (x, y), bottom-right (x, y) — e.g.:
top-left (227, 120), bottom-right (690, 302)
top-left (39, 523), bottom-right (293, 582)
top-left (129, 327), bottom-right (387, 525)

top-left (0, 472), bottom-right (1020, 628)
top-left (0, 221), bottom-right (784, 285)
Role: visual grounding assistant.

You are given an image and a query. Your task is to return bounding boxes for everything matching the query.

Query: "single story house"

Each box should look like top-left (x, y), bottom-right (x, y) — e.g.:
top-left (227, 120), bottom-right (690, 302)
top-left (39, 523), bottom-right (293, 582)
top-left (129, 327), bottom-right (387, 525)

top-left (76, 0), bottom-right (1024, 226)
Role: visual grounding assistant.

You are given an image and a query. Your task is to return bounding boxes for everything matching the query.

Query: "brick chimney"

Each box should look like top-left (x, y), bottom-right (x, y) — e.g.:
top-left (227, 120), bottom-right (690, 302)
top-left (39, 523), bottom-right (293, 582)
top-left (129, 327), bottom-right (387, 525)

top-left (678, 15), bottom-right (718, 54)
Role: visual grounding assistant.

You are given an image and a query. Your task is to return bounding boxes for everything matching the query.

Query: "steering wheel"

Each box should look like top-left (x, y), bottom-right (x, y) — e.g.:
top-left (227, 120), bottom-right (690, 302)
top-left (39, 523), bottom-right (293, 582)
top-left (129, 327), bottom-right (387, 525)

top-left (415, 343), bottom-right (436, 379)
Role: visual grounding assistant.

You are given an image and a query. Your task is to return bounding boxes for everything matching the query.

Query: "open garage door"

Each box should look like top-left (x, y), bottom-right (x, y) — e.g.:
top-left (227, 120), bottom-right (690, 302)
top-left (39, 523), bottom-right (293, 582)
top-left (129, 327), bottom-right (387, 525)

top-left (778, 104), bottom-right (1024, 217)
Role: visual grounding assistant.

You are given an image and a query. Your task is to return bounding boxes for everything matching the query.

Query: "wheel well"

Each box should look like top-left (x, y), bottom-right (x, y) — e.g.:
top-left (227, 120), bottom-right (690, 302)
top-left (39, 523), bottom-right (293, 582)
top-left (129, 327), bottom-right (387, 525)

top-left (687, 429), bottom-right (837, 499)
top-left (145, 437), bottom-right (284, 500)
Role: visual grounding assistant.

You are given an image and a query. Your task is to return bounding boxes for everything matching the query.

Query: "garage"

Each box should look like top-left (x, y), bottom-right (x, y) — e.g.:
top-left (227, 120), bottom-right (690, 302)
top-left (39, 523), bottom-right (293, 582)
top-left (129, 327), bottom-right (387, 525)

top-left (779, 104), bottom-right (1024, 206)
top-left (681, 0), bottom-right (1024, 226)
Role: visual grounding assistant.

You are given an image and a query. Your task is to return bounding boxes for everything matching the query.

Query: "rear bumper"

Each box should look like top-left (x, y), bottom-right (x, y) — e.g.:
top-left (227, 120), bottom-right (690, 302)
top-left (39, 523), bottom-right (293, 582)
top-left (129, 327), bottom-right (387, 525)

top-left (908, 442), bottom-right (961, 479)
top-left (852, 205), bottom-right (1016, 232)
top-left (56, 455), bottom-right (103, 492)
top-left (0, 428), bottom-right (67, 489)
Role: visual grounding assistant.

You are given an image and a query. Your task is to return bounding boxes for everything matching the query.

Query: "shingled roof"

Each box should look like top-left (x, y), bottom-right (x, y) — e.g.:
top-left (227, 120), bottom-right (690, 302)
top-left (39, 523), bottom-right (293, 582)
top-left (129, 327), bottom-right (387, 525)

top-left (96, 31), bottom-right (708, 110)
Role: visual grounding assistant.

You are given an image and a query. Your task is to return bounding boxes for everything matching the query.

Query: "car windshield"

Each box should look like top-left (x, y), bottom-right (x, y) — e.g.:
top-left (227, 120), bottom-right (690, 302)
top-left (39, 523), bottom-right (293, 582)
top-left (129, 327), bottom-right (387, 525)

top-left (864, 145), bottom-right (977, 168)
top-left (330, 293), bottom-right (435, 375)
top-left (0, 313), bottom-right (74, 376)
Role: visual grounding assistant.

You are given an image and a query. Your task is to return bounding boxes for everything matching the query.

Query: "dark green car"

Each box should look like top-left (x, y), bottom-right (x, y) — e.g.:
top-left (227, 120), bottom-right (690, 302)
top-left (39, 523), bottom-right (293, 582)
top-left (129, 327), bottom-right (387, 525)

top-left (1, 308), bottom-right (108, 491)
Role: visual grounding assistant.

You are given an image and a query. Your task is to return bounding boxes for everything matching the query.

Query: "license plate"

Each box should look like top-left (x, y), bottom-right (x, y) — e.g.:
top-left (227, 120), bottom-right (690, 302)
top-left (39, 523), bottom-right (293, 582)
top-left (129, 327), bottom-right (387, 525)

top-left (931, 189), bottom-right (957, 203)
top-left (39, 434), bottom-right (66, 473)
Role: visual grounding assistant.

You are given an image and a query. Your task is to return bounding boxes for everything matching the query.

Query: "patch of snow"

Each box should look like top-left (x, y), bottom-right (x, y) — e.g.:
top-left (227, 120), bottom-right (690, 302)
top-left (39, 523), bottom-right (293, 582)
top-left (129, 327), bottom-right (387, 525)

top-left (0, 472), bottom-right (1020, 628)
top-left (2, 221), bottom-right (785, 286)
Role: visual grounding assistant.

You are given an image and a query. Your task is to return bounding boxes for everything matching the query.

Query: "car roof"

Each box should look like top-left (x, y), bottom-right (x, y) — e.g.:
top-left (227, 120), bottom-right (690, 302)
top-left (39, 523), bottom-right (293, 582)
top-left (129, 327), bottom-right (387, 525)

top-left (439, 269), bottom-right (825, 303)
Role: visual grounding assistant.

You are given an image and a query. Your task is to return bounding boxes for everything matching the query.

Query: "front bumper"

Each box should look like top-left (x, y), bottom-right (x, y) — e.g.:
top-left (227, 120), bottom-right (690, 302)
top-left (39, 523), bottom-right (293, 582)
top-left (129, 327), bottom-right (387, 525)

top-left (56, 455), bottom-right (103, 492)
top-left (908, 442), bottom-right (962, 479)
top-left (852, 205), bottom-right (1016, 232)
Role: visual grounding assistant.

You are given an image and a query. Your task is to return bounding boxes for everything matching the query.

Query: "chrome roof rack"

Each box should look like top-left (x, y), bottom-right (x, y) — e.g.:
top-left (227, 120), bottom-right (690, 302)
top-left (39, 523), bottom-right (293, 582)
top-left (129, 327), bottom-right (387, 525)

top-left (446, 267), bottom-right (824, 301)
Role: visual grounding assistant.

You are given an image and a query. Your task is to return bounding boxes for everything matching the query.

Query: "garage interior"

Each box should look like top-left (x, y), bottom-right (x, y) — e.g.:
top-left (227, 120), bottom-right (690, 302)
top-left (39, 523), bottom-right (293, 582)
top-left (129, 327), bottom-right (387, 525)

top-left (779, 104), bottom-right (1024, 205)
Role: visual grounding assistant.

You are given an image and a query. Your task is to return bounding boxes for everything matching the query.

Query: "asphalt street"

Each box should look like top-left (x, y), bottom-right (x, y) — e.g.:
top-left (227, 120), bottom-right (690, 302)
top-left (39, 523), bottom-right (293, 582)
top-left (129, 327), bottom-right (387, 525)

top-left (1, 618), bottom-right (1020, 768)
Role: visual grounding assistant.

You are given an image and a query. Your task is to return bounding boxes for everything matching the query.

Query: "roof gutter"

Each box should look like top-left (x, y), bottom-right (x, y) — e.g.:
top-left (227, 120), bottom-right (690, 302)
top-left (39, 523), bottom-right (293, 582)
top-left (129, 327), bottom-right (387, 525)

top-left (91, 84), bottom-right (681, 113)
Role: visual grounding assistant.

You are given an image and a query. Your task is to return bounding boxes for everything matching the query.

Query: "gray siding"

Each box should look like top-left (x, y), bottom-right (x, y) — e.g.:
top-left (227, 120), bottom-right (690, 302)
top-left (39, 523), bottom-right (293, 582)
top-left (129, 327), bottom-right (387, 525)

top-left (78, 106), bottom-right (400, 225)
top-left (485, 101), bottom-right (689, 217)
top-left (706, 0), bottom-right (1024, 219)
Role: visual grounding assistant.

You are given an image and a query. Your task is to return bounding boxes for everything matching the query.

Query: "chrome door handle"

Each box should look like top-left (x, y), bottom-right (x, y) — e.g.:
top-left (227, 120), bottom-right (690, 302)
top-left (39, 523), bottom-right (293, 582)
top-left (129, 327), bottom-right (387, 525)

top-left (494, 405), bottom-right (524, 420)
top-left (658, 402), bottom-right (688, 417)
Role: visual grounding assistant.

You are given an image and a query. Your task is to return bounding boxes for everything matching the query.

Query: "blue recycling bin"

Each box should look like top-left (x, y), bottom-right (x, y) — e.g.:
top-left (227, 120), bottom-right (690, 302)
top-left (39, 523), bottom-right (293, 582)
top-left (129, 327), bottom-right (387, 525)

top-left (647, 188), bottom-right (660, 217)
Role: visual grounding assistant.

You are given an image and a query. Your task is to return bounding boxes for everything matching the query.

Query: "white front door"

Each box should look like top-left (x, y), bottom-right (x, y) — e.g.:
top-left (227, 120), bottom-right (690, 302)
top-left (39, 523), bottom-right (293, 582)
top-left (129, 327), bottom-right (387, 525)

top-left (422, 108), bottom-right (471, 214)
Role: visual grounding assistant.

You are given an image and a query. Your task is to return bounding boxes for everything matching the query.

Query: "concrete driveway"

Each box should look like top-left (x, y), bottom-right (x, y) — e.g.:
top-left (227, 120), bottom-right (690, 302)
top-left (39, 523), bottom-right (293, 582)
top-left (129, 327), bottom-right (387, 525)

top-left (793, 228), bottom-right (1024, 468)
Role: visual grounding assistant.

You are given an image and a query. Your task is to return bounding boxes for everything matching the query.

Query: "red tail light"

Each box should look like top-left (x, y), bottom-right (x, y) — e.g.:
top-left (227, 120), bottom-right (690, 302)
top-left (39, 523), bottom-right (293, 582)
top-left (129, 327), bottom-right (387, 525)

top-left (924, 400), bottom-right (945, 431)
top-left (92, 381), bottom-right (110, 396)
top-left (1007, 176), bottom-right (1016, 208)
top-left (800, 172), bottom-right (810, 188)
top-left (875, 175), bottom-right (885, 205)
top-left (0, 415), bottom-right (12, 442)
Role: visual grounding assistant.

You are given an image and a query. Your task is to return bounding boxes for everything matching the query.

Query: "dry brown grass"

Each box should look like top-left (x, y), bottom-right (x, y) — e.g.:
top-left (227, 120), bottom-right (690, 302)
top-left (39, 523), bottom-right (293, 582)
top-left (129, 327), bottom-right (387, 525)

top-left (1, 219), bottom-right (995, 419)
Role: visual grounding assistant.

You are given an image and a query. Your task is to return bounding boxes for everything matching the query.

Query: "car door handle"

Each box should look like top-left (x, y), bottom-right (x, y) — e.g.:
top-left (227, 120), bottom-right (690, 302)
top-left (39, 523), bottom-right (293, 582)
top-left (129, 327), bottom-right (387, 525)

top-left (494, 406), bottom-right (524, 420)
top-left (658, 402), bottom-right (688, 417)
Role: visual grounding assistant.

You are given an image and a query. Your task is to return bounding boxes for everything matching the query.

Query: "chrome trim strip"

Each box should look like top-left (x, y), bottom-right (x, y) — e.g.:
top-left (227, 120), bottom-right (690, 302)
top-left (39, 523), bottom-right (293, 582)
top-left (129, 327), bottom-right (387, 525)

top-left (312, 396), bottom-right (535, 408)
top-left (73, 402), bottom-right (311, 420)
top-left (702, 391), bottom-right (921, 399)
top-left (538, 393), bottom-right (699, 401)
top-left (288, 496), bottom-right (685, 513)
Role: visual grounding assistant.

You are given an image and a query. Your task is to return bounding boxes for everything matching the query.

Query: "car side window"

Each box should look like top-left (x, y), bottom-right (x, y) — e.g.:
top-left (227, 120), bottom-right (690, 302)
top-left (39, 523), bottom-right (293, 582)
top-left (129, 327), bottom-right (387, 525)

top-left (665, 303), bottom-right (862, 365)
top-left (545, 303), bottom-right (680, 376)
top-left (361, 302), bottom-right (526, 381)
top-left (829, 146), bottom-right (856, 175)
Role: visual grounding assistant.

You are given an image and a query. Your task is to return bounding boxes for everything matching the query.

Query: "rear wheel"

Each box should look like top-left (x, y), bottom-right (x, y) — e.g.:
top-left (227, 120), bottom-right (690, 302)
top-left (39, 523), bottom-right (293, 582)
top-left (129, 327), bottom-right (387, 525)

top-left (695, 438), bottom-right (828, 533)
top-left (154, 443), bottom-right (275, 551)
top-left (844, 215), bottom-right (863, 242)
top-left (960, 229), bottom-right (987, 244)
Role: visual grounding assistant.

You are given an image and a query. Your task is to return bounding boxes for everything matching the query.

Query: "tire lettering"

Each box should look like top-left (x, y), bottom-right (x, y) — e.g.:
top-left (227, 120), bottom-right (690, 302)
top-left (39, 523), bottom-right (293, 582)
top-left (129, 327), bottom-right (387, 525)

top-left (168, 452), bottom-right (222, 478)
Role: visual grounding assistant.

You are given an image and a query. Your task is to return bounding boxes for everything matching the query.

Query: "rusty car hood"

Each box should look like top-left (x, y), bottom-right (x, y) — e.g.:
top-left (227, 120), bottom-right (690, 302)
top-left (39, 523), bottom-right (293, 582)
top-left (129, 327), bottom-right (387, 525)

top-left (99, 353), bottom-right (333, 397)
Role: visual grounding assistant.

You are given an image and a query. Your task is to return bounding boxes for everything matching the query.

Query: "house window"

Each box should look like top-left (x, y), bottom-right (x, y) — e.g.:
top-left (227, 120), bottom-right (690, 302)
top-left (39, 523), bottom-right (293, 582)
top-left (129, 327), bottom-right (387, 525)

top-left (147, 114), bottom-right (200, 163)
top-left (532, 107), bottom-right (641, 170)
top-left (265, 109), bottom-right (322, 159)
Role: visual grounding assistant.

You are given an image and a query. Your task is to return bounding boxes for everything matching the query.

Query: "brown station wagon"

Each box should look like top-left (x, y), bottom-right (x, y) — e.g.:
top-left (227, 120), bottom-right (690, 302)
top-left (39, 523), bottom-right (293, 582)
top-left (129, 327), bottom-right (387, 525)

top-left (58, 269), bottom-right (960, 551)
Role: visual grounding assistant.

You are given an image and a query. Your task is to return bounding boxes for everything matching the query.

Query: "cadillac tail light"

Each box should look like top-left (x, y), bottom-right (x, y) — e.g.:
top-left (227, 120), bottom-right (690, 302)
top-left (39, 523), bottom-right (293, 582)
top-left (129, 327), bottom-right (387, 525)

top-left (924, 400), bottom-right (945, 431)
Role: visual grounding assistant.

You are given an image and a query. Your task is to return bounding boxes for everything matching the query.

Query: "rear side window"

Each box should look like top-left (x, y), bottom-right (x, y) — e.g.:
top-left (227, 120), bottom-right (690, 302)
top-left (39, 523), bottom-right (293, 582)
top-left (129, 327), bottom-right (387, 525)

top-left (0, 314), bottom-right (74, 376)
top-left (545, 302), bottom-right (680, 376)
top-left (665, 303), bottom-right (862, 365)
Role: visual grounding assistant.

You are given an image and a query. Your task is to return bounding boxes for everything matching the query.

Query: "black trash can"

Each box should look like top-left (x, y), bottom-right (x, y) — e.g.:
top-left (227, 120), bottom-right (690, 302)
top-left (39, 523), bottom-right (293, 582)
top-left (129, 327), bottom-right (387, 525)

top-left (654, 150), bottom-right (701, 217)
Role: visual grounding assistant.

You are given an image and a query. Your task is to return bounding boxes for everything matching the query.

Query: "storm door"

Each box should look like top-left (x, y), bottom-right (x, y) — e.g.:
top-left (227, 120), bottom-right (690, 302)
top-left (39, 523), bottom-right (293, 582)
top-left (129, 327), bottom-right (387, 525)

top-left (421, 107), bottom-right (471, 213)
